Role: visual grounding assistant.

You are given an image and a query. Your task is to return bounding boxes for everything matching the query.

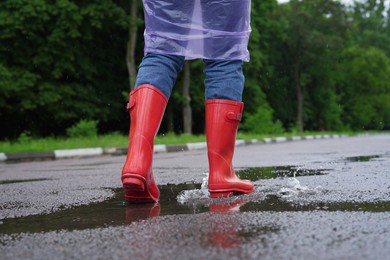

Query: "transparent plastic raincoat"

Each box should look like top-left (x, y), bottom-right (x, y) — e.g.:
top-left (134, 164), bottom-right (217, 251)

top-left (142, 0), bottom-right (252, 61)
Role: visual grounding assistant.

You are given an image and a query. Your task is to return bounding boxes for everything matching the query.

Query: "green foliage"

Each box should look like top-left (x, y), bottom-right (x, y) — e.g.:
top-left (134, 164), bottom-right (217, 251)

top-left (66, 120), bottom-right (98, 138)
top-left (17, 131), bottom-right (32, 144)
top-left (241, 104), bottom-right (284, 134)
top-left (337, 46), bottom-right (390, 130)
top-left (243, 0), bottom-right (284, 116)
top-left (1, 0), bottom-right (390, 141)
top-left (0, 0), bottom-right (129, 138)
top-left (269, 0), bottom-right (348, 131)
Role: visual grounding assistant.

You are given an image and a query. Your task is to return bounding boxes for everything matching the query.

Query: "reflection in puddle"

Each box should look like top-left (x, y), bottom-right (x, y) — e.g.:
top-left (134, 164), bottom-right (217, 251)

top-left (125, 203), bottom-right (161, 224)
top-left (204, 199), bottom-right (281, 248)
top-left (207, 199), bottom-right (249, 248)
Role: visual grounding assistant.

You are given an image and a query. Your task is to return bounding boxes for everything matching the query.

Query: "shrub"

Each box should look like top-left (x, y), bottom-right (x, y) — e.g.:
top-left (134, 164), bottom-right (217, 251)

top-left (17, 131), bottom-right (32, 143)
top-left (66, 120), bottom-right (98, 138)
top-left (241, 105), bottom-right (284, 134)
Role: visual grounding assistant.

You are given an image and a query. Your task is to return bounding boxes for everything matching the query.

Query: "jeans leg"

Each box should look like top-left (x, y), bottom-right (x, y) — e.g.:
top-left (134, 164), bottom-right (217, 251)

top-left (135, 53), bottom-right (185, 99)
top-left (203, 59), bottom-right (245, 102)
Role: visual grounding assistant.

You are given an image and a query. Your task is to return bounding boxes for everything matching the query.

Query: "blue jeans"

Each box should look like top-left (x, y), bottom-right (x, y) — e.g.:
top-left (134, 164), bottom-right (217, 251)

top-left (135, 54), bottom-right (245, 101)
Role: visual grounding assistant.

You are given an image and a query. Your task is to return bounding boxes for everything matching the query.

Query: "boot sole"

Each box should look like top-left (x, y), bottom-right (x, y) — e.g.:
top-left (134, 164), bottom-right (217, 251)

top-left (122, 176), bottom-right (158, 203)
top-left (209, 188), bottom-right (254, 198)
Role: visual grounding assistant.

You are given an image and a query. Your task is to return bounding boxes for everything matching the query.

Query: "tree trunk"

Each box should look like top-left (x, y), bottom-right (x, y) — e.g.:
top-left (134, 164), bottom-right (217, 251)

top-left (126, 0), bottom-right (138, 91)
top-left (294, 62), bottom-right (304, 132)
top-left (166, 103), bottom-right (174, 132)
top-left (182, 61), bottom-right (192, 134)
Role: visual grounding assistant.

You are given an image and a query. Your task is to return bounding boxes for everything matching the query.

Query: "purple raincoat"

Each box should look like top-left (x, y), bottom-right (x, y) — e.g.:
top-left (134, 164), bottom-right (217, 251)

top-left (142, 0), bottom-right (252, 61)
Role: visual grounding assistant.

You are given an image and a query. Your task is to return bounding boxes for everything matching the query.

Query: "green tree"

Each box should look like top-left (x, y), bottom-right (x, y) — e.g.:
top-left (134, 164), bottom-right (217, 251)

top-left (271, 0), bottom-right (347, 132)
top-left (337, 46), bottom-right (390, 130)
top-left (242, 0), bottom-right (286, 132)
top-left (126, 0), bottom-right (143, 90)
top-left (336, 0), bottom-right (390, 130)
top-left (350, 0), bottom-right (390, 56)
top-left (0, 0), bottom-right (129, 138)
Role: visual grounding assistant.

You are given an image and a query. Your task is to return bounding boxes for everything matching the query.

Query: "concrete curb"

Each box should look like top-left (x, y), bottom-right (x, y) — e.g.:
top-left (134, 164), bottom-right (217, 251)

top-left (0, 134), bottom-right (349, 163)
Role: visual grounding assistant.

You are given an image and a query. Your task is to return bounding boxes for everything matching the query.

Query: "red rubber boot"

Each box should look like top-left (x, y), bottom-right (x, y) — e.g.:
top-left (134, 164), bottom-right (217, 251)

top-left (122, 85), bottom-right (167, 203)
top-left (206, 99), bottom-right (255, 198)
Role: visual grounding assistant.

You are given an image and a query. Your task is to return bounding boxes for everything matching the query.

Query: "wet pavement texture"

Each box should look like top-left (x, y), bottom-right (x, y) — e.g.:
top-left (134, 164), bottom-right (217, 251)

top-left (0, 134), bottom-right (390, 259)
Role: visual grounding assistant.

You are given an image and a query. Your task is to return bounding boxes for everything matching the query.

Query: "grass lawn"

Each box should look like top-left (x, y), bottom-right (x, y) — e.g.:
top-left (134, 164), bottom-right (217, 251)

top-left (0, 131), bottom-right (355, 154)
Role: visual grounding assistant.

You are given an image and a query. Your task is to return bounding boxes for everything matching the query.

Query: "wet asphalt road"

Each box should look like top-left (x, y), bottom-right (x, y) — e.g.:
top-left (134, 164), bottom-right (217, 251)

top-left (0, 134), bottom-right (389, 260)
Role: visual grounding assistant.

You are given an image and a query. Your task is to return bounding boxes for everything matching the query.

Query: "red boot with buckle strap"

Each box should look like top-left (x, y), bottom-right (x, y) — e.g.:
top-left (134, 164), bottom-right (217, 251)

top-left (122, 84), bottom-right (167, 203)
top-left (206, 99), bottom-right (255, 198)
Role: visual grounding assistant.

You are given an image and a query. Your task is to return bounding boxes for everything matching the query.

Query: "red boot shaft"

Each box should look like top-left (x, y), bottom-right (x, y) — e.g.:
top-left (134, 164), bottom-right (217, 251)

top-left (122, 85), bottom-right (167, 203)
top-left (206, 99), bottom-right (254, 198)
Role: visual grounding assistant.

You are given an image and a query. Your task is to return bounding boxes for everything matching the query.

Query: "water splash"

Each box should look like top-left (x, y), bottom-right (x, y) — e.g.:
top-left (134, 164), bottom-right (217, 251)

top-left (278, 167), bottom-right (322, 198)
top-left (177, 166), bottom-right (325, 203)
top-left (177, 173), bottom-right (210, 204)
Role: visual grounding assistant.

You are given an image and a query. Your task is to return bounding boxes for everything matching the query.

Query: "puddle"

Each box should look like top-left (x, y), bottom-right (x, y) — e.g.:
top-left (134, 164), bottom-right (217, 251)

top-left (0, 178), bottom-right (52, 185)
top-left (1, 181), bottom-right (390, 235)
top-left (0, 184), bottom-right (208, 235)
top-left (236, 166), bottom-right (329, 181)
top-left (344, 155), bottom-right (381, 162)
top-left (0, 162), bottom-right (388, 235)
top-left (240, 195), bottom-right (390, 213)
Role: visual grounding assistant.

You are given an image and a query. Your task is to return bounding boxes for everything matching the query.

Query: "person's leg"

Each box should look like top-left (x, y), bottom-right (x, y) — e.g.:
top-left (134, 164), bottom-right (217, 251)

top-left (203, 59), bottom-right (244, 101)
top-left (122, 53), bottom-right (184, 203)
top-left (204, 59), bottom-right (254, 198)
top-left (135, 53), bottom-right (185, 99)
